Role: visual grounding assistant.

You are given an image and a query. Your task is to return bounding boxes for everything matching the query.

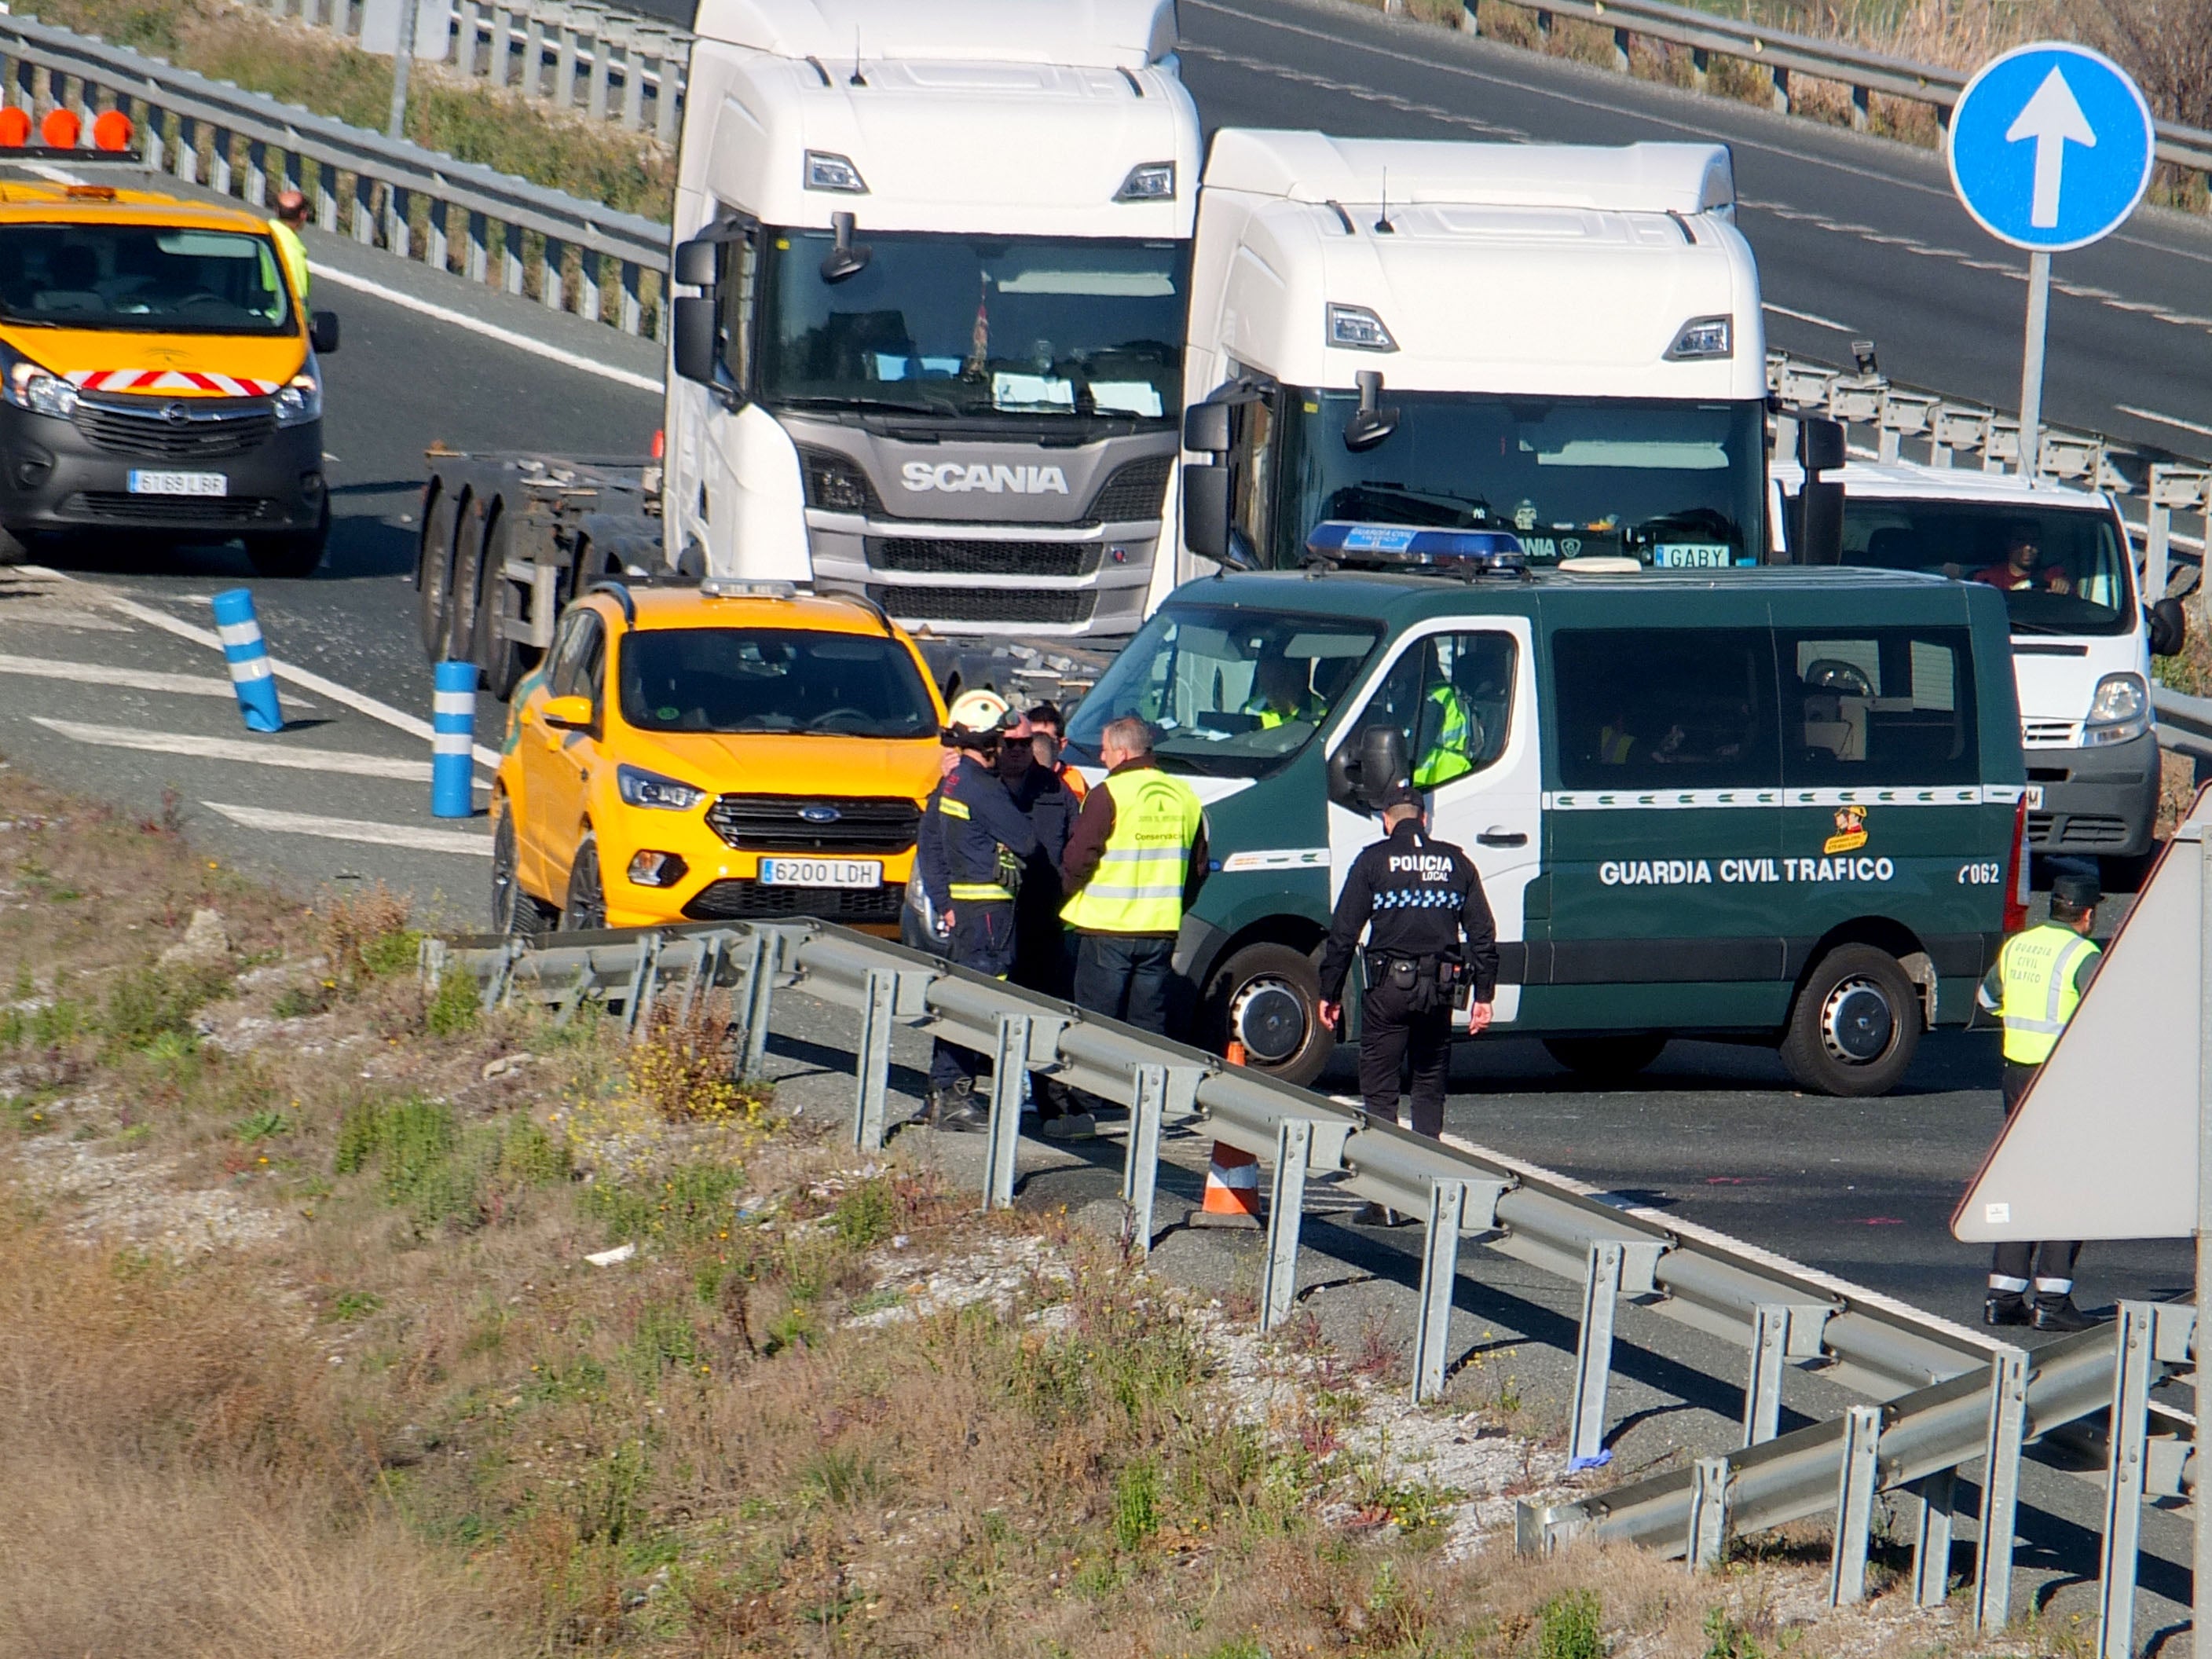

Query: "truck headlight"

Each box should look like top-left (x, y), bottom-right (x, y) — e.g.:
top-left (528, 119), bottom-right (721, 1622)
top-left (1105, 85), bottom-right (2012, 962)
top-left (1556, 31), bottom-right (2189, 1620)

top-left (5, 363), bottom-right (77, 419)
top-left (273, 370), bottom-right (322, 427)
top-left (1664, 315), bottom-right (1733, 360)
top-left (1115, 161), bottom-right (1176, 202)
top-left (1326, 303), bottom-right (1397, 353)
top-left (617, 764), bottom-right (706, 810)
top-left (2083, 672), bottom-right (2149, 746)
top-left (804, 151), bottom-right (868, 194)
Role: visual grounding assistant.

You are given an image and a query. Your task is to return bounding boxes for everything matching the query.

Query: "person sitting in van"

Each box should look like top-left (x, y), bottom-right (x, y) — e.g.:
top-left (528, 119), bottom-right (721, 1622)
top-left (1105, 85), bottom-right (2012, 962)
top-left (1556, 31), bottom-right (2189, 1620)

top-left (1972, 522), bottom-right (2071, 595)
top-left (1596, 699), bottom-right (1639, 765)
top-left (1242, 655), bottom-right (1329, 729)
top-left (1412, 678), bottom-right (1478, 786)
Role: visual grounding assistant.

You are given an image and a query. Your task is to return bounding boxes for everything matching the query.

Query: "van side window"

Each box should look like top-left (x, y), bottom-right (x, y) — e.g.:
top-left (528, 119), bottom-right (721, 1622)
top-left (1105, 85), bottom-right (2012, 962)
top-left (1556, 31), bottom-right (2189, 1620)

top-left (1551, 628), bottom-right (1780, 789)
top-left (1780, 628), bottom-right (1977, 786)
top-left (1357, 632), bottom-right (1518, 787)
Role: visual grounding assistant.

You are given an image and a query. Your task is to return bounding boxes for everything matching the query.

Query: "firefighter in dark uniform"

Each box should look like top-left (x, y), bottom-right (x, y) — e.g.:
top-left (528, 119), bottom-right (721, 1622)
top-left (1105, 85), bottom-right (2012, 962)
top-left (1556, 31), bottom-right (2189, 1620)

top-left (1317, 776), bottom-right (1498, 1225)
top-left (917, 689), bottom-right (1038, 1133)
top-left (1976, 866), bottom-right (2103, 1331)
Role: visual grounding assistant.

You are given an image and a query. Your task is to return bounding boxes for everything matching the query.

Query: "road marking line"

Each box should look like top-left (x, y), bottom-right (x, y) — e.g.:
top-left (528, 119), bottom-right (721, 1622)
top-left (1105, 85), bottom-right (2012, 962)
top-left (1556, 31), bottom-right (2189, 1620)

top-left (1762, 302), bottom-right (1855, 332)
top-left (31, 716), bottom-right (433, 780)
top-left (35, 577), bottom-right (504, 772)
top-left (307, 262), bottom-right (665, 395)
top-left (2117, 404), bottom-right (2212, 441)
top-left (203, 801), bottom-right (492, 855)
top-left (0, 650), bottom-right (314, 704)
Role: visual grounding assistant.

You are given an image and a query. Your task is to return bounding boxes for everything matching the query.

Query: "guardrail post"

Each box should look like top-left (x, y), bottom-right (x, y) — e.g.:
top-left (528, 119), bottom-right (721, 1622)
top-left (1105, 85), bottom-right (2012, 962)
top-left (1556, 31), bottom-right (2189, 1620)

top-left (427, 195), bottom-right (450, 273)
top-left (677, 933), bottom-right (720, 1024)
top-left (555, 20), bottom-right (580, 106)
top-left (578, 251), bottom-right (601, 325)
top-left (1412, 1177), bottom-right (1468, 1403)
top-left (1744, 1302), bottom-right (1790, 1446)
top-left (1828, 1403), bottom-right (1882, 1606)
top-left (1121, 1063), bottom-right (1166, 1254)
top-left (490, 5), bottom-right (515, 84)
top-left (351, 170), bottom-right (375, 244)
top-left (540, 234), bottom-right (563, 309)
top-left (1911, 1468), bottom-right (1955, 1607)
top-left (851, 968), bottom-right (895, 1152)
top-left (621, 931), bottom-right (661, 1038)
top-left (980, 1013), bottom-right (1030, 1213)
top-left (2096, 1301), bottom-right (2158, 1659)
top-left (739, 928), bottom-right (775, 1079)
top-left (1974, 1345), bottom-right (2029, 1632)
top-left (467, 210), bottom-right (490, 283)
top-left (1566, 1240), bottom-right (1624, 1468)
top-left (387, 183), bottom-right (412, 259)
top-left (620, 260), bottom-right (643, 335)
top-left (1686, 1455), bottom-right (1731, 1570)
top-left (655, 57), bottom-right (681, 143)
top-left (1850, 82), bottom-right (1870, 130)
top-left (1609, 24), bottom-right (1628, 72)
top-left (619, 38), bottom-right (645, 127)
top-left (1259, 1119), bottom-right (1313, 1331)
top-left (588, 28), bottom-right (612, 119)
top-left (504, 222), bottom-right (526, 295)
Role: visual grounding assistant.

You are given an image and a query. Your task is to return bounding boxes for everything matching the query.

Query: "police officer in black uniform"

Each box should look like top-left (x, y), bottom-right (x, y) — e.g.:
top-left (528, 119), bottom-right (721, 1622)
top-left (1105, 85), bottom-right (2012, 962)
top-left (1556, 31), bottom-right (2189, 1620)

top-left (1317, 777), bottom-right (1498, 1224)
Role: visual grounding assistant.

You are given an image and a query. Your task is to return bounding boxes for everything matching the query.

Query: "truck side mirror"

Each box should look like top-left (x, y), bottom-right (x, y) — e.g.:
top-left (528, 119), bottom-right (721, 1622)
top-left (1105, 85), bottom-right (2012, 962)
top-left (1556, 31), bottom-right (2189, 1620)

top-left (672, 296), bottom-right (719, 387)
top-left (1790, 478), bottom-right (1844, 566)
top-left (2149, 596), bottom-right (2188, 658)
top-left (308, 310), bottom-right (339, 353)
top-left (672, 236), bottom-right (718, 289)
top-left (1184, 400), bottom-right (1231, 454)
top-left (1182, 463), bottom-right (1231, 564)
top-left (1796, 415), bottom-right (1846, 474)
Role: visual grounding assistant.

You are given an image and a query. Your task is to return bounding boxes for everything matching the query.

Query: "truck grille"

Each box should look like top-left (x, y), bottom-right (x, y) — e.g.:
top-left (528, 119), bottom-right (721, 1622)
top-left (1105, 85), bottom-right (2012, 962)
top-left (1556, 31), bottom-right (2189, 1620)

top-left (2020, 718), bottom-right (2081, 749)
top-left (65, 492), bottom-right (279, 526)
top-left (797, 448), bottom-right (884, 515)
top-left (73, 398), bottom-right (276, 460)
top-left (1088, 456), bottom-right (1172, 521)
top-left (705, 794), bottom-right (921, 852)
top-left (2029, 811), bottom-right (2131, 847)
top-left (683, 879), bottom-right (903, 922)
top-left (866, 537), bottom-right (1102, 578)
top-left (867, 585), bottom-right (1097, 626)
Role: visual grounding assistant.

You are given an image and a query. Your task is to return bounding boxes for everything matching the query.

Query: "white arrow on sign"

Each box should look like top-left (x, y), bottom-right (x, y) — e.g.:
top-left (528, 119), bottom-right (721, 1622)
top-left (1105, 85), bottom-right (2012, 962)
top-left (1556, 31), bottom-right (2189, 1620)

top-left (2005, 64), bottom-right (2097, 229)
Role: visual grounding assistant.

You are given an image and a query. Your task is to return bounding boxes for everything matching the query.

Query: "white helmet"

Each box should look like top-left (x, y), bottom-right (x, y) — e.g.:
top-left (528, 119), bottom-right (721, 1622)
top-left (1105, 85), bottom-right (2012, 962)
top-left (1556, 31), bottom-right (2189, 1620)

top-left (945, 688), bottom-right (1014, 742)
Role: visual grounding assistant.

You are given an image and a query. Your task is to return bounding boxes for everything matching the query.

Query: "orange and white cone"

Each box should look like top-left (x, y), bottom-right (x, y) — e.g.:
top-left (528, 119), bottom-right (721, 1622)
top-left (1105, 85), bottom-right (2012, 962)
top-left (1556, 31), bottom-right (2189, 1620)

top-left (1193, 1141), bottom-right (1263, 1228)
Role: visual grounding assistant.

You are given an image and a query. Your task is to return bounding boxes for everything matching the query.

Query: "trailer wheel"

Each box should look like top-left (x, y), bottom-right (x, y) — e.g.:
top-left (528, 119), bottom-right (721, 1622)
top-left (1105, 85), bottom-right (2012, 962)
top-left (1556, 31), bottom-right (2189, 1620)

top-left (444, 495), bottom-right (493, 665)
top-left (474, 512), bottom-right (535, 703)
top-left (1778, 944), bottom-right (1921, 1097)
top-left (416, 485), bottom-right (460, 655)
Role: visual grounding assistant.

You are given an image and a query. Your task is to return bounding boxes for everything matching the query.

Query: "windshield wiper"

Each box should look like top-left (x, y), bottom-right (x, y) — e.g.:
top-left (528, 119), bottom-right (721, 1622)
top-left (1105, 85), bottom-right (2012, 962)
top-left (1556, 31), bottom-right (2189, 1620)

top-left (775, 393), bottom-right (965, 418)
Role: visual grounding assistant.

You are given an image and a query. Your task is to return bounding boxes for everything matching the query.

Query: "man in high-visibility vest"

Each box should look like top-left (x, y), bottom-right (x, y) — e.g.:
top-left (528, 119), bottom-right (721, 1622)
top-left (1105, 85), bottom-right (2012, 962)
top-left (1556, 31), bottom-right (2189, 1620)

top-left (1412, 680), bottom-right (1476, 787)
top-left (1061, 716), bottom-right (1207, 1043)
top-left (269, 189), bottom-right (311, 303)
top-left (1241, 657), bottom-right (1328, 731)
top-left (1976, 867), bottom-right (2104, 1331)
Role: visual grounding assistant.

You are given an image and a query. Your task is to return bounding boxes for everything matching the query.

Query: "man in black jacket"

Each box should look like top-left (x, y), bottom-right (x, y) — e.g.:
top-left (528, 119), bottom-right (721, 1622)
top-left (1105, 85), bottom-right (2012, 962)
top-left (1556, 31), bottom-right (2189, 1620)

top-left (1317, 778), bottom-right (1498, 1221)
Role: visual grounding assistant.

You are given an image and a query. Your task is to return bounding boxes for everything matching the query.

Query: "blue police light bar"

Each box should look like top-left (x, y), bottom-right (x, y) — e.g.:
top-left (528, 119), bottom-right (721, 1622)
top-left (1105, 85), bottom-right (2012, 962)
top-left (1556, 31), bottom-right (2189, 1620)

top-left (1305, 520), bottom-right (1528, 572)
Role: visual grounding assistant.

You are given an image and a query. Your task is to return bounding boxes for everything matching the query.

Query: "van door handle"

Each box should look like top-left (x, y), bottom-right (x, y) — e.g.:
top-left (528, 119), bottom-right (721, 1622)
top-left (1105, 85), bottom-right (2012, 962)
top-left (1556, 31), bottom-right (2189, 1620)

top-left (1477, 827), bottom-right (1528, 847)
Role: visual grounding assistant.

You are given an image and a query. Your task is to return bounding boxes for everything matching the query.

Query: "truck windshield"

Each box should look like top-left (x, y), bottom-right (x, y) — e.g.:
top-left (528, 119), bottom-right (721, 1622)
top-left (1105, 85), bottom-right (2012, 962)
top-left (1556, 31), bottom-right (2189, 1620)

top-left (756, 231), bottom-right (1185, 424)
top-left (1064, 604), bottom-right (1382, 778)
top-left (1265, 392), bottom-right (1764, 569)
top-left (1838, 500), bottom-right (2135, 637)
top-left (618, 628), bottom-right (938, 738)
top-left (0, 223), bottom-right (293, 333)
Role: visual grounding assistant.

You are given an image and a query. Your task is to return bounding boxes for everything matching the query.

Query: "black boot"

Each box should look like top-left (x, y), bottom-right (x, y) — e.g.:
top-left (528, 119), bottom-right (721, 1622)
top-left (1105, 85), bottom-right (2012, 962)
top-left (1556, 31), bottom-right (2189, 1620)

top-left (1983, 1293), bottom-right (2030, 1328)
top-left (2031, 1296), bottom-right (2096, 1332)
top-left (928, 1080), bottom-right (987, 1133)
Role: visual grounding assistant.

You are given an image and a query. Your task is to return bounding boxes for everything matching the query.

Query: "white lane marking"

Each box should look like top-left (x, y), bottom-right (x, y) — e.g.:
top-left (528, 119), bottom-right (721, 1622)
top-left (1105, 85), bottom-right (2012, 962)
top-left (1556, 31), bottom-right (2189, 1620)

top-left (0, 605), bottom-right (133, 632)
top-left (306, 262), bottom-right (664, 395)
top-left (46, 578), bottom-right (504, 772)
top-left (2117, 403), bottom-right (2212, 441)
top-left (203, 800), bottom-right (491, 855)
top-left (1762, 301), bottom-right (1855, 332)
top-left (0, 650), bottom-right (313, 705)
top-left (31, 716), bottom-right (432, 781)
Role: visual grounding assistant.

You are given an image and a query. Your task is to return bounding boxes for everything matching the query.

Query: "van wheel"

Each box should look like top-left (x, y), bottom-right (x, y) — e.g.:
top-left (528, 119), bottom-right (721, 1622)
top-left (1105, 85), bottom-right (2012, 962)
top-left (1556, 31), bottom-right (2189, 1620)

top-left (559, 835), bottom-right (606, 932)
top-left (1779, 945), bottom-right (1921, 1097)
top-left (489, 806), bottom-right (555, 937)
top-left (1204, 942), bottom-right (1334, 1089)
top-left (1543, 1035), bottom-right (1667, 1082)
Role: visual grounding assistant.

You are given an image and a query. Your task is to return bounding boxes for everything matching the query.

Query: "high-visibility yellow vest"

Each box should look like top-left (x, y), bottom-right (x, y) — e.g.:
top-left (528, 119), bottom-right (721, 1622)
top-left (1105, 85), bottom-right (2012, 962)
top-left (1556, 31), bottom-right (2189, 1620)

top-left (270, 219), bottom-right (309, 304)
top-left (1061, 767), bottom-right (1203, 934)
top-left (1414, 683), bottom-right (1474, 786)
top-left (1995, 922), bottom-right (2100, 1065)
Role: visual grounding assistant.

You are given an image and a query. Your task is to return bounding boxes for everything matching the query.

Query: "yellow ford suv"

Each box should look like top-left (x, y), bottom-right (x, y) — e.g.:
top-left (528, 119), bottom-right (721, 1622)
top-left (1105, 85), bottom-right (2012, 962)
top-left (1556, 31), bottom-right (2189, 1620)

top-left (492, 580), bottom-right (948, 935)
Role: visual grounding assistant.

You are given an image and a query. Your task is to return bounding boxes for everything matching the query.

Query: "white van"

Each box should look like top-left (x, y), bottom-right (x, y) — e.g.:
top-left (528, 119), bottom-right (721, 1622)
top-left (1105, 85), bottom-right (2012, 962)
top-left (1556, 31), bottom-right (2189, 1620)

top-left (1772, 459), bottom-right (2185, 877)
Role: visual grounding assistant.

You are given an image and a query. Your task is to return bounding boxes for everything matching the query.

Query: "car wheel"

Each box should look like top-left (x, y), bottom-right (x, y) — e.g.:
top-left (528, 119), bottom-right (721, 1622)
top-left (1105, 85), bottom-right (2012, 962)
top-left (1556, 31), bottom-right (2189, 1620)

top-left (1542, 1034), bottom-right (1667, 1082)
top-left (244, 502), bottom-right (329, 579)
top-left (560, 833), bottom-right (607, 932)
top-left (417, 487), bottom-right (460, 655)
top-left (1778, 944), bottom-right (1921, 1097)
top-left (1204, 941), bottom-right (1334, 1089)
top-left (490, 805), bottom-right (555, 937)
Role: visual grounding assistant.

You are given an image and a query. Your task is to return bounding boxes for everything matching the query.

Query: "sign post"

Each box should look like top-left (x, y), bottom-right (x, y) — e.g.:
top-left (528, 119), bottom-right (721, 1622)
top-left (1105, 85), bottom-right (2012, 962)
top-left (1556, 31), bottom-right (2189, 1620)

top-left (2198, 830), bottom-right (2212, 1655)
top-left (1946, 43), bottom-right (2155, 483)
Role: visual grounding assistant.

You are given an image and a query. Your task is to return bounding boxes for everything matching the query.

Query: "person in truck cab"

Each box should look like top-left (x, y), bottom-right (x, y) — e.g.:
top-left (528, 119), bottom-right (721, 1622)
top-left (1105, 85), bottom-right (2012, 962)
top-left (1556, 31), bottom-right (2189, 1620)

top-left (1971, 521), bottom-right (2071, 595)
top-left (917, 690), bottom-right (1039, 1134)
top-left (1242, 656), bottom-right (1330, 730)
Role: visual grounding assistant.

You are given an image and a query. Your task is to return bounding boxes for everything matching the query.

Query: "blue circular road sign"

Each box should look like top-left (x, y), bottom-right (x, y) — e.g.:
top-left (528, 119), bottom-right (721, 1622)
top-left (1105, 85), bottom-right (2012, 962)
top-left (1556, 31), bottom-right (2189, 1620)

top-left (1946, 42), bottom-right (2155, 253)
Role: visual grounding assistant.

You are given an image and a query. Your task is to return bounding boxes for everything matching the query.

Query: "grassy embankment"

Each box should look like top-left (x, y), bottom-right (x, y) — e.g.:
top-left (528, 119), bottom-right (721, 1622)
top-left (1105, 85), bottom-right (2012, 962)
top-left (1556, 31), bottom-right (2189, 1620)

top-left (0, 764), bottom-right (2020, 1656)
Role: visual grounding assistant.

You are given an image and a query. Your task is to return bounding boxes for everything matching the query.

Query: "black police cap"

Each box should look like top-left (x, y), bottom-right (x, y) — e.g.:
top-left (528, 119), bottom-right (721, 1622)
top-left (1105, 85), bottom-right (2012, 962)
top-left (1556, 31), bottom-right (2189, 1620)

top-left (2050, 869), bottom-right (2101, 912)
top-left (1375, 778), bottom-right (1422, 810)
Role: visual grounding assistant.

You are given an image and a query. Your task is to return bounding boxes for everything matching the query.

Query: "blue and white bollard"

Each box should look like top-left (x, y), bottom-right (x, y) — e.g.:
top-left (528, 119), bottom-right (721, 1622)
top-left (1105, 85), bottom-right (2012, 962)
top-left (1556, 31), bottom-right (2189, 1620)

top-left (210, 588), bottom-right (282, 734)
top-left (431, 660), bottom-right (478, 819)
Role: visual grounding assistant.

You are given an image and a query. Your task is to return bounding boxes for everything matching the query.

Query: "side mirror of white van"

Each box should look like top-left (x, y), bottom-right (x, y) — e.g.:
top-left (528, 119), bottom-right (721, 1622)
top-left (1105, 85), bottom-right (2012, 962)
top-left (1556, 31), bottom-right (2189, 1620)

top-left (2148, 597), bottom-right (2188, 658)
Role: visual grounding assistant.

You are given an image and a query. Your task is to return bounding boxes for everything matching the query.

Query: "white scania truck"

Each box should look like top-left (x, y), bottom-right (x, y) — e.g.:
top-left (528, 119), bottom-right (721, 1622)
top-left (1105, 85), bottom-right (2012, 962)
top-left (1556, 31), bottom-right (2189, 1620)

top-left (1174, 132), bottom-right (1774, 577)
top-left (417, 0), bottom-right (1199, 698)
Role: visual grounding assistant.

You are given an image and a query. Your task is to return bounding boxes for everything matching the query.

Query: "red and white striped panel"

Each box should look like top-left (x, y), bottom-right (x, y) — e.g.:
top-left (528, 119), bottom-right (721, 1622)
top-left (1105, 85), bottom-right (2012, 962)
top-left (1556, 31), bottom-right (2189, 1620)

top-left (64, 369), bottom-right (281, 397)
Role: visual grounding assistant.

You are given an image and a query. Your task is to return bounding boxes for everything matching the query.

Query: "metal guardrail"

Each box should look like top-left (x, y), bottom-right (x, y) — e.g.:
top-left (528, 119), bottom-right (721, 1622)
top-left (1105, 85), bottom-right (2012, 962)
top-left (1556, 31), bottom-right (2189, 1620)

top-left (0, 10), bottom-right (671, 334)
top-left (1452, 0), bottom-right (2212, 188)
top-left (255, 0), bottom-right (690, 140)
top-left (429, 917), bottom-right (2196, 1641)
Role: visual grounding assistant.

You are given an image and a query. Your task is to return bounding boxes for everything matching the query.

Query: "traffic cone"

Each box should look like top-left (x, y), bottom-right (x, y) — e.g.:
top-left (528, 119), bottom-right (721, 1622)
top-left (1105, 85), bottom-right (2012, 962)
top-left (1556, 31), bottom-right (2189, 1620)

top-left (1192, 1141), bottom-right (1263, 1227)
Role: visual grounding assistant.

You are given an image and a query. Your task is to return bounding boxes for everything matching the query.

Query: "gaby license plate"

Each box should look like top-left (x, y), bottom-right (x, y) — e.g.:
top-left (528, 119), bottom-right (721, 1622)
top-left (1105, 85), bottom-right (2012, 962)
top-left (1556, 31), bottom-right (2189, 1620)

top-left (758, 857), bottom-right (881, 889)
top-left (128, 470), bottom-right (228, 496)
